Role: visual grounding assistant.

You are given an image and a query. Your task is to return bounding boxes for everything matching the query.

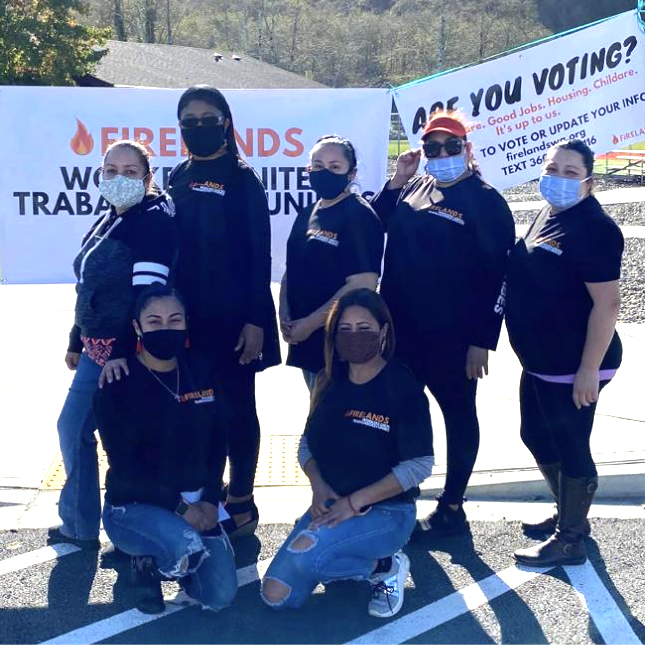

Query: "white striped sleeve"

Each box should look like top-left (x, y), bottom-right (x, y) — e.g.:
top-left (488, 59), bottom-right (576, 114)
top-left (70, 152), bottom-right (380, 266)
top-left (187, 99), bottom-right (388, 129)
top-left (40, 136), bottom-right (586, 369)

top-left (132, 261), bottom-right (170, 286)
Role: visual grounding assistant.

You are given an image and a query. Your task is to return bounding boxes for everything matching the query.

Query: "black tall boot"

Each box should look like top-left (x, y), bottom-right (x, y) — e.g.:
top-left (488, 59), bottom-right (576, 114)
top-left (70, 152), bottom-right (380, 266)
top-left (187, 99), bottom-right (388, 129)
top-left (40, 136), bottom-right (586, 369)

top-left (514, 475), bottom-right (597, 567)
top-left (130, 556), bottom-right (165, 614)
top-left (521, 463), bottom-right (560, 534)
top-left (521, 464), bottom-right (591, 536)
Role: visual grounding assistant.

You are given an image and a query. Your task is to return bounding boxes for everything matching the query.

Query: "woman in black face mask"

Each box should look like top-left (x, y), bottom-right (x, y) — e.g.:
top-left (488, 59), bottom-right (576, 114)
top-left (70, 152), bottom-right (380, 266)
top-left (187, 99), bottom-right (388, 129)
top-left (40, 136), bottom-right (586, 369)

top-left (168, 85), bottom-right (281, 539)
top-left (95, 284), bottom-right (237, 615)
top-left (280, 136), bottom-right (384, 393)
top-left (262, 288), bottom-right (433, 619)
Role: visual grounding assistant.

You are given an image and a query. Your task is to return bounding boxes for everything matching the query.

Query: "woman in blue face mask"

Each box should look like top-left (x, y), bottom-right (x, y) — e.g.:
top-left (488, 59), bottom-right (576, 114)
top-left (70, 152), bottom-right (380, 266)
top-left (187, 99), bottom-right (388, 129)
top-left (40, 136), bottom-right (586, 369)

top-left (371, 110), bottom-right (516, 536)
top-left (506, 139), bottom-right (623, 568)
top-left (280, 136), bottom-right (384, 393)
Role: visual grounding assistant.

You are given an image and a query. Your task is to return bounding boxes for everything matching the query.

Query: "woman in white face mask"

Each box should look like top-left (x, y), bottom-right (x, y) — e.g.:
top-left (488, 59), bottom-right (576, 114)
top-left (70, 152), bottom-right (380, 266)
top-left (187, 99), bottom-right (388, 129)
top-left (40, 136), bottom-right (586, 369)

top-left (371, 110), bottom-right (516, 537)
top-left (48, 140), bottom-right (177, 549)
top-left (506, 139), bottom-right (623, 568)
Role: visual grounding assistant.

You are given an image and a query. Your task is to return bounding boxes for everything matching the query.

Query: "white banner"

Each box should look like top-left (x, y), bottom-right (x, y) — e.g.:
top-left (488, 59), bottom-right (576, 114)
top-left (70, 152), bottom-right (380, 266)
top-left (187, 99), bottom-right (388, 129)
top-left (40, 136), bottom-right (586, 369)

top-left (0, 87), bottom-right (390, 284)
top-left (393, 10), bottom-right (645, 190)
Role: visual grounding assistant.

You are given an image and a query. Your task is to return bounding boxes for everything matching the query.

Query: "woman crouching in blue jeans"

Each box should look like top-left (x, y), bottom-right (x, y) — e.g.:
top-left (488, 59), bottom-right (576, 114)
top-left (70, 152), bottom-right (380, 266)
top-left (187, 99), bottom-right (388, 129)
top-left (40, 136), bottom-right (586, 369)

top-left (261, 288), bottom-right (434, 618)
top-left (95, 285), bottom-right (237, 614)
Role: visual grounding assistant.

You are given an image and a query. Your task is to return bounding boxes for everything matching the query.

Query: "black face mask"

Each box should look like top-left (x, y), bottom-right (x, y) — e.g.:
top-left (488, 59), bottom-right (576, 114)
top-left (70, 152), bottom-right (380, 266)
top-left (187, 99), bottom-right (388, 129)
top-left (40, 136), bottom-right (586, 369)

top-left (141, 329), bottom-right (187, 360)
top-left (309, 168), bottom-right (351, 200)
top-left (181, 124), bottom-right (226, 157)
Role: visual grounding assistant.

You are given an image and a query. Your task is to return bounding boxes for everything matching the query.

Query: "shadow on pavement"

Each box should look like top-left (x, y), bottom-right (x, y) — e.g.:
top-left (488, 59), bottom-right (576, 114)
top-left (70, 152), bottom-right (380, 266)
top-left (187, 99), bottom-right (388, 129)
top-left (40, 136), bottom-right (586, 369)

top-left (407, 527), bottom-right (549, 644)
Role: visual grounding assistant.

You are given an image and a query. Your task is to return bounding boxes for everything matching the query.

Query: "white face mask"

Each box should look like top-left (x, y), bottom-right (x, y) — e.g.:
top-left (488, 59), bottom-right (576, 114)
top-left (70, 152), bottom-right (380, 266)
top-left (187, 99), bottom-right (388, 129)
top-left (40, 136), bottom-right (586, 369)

top-left (425, 152), bottom-right (468, 183)
top-left (98, 174), bottom-right (146, 209)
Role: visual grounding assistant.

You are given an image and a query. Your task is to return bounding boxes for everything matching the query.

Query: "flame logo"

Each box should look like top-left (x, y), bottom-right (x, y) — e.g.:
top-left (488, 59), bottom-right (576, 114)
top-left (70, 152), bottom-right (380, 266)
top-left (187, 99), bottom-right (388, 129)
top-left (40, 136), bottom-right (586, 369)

top-left (70, 118), bottom-right (94, 155)
top-left (612, 134), bottom-right (620, 145)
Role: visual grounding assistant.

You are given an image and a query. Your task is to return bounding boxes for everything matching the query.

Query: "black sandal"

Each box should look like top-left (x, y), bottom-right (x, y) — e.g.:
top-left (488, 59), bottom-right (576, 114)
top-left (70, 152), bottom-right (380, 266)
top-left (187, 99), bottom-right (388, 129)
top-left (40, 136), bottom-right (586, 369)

top-left (221, 497), bottom-right (259, 539)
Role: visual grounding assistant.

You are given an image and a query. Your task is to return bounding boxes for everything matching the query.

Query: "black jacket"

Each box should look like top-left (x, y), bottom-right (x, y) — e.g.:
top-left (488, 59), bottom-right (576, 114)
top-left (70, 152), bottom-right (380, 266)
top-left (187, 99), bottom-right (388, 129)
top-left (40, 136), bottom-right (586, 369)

top-left (372, 173), bottom-right (515, 368)
top-left (68, 193), bottom-right (177, 358)
top-left (169, 154), bottom-right (280, 372)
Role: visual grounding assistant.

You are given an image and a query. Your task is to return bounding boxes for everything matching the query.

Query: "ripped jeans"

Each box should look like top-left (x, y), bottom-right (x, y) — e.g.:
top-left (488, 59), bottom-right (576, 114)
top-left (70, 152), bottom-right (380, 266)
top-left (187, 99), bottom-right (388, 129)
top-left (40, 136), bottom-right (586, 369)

top-left (262, 501), bottom-right (416, 609)
top-left (102, 501), bottom-right (238, 610)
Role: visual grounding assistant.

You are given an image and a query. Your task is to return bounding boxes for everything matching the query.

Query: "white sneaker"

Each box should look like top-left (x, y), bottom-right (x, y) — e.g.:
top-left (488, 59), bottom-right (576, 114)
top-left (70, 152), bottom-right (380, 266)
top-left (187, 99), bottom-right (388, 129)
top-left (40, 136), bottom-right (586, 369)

top-left (367, 551), bottom-right (410, 618)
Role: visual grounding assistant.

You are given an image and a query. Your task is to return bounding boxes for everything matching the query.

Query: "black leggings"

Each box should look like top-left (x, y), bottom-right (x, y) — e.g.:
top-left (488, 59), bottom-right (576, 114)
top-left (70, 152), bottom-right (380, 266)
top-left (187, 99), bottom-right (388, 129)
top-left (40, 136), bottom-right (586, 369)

top-left (219, 364), bottom-right (261, 498)
top-left (415, 357), bottom-right (480, 505)
top-left (519, 371), bottom-right (607, 478)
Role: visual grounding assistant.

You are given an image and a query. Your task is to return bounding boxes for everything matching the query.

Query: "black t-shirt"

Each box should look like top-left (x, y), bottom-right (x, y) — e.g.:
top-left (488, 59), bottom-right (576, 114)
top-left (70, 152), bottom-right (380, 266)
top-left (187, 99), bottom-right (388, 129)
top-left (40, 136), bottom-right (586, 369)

top-left (506, 195), bottom-right (623, 375)
top-left (168, 154), bottom-right (280, 373)
top-left (371, 174), bottom-right (515, 372)
top-left (94, 352), bottom-right (227, 511)
top-left (286, 194), bottom-right (384, 372)
top-left (305, 360), bottom-right (433, 503)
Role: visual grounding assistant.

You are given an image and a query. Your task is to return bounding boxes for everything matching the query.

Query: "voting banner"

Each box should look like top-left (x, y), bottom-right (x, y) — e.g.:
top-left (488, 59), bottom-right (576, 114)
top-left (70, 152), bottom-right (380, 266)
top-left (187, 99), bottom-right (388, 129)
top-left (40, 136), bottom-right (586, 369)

top-left (393, 10), bottom-right (645, 190)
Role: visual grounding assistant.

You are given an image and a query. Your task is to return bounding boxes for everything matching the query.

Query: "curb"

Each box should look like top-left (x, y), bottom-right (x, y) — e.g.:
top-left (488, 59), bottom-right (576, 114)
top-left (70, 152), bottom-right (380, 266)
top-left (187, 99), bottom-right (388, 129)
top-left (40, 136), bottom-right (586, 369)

top-left (418, 461), bottom-right (645, 502)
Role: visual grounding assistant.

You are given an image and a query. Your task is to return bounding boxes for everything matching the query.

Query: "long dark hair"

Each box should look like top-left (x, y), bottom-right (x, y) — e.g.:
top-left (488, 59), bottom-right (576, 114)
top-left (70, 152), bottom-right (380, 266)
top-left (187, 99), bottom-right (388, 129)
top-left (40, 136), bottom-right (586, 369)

top-left (177, 85), bottom-right (240, 157)
top-left (310, 288), bottom-right (395, 410)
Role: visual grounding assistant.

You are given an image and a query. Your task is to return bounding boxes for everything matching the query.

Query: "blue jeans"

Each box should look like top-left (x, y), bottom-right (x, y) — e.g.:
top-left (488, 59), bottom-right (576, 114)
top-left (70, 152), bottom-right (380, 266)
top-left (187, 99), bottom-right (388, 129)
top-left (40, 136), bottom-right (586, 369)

top-left (103, 502), bottom-right (238, 610)
top-left (56, 352), bottom-right (103, 539)
top-left (262, 501), bottom-right (416, 609)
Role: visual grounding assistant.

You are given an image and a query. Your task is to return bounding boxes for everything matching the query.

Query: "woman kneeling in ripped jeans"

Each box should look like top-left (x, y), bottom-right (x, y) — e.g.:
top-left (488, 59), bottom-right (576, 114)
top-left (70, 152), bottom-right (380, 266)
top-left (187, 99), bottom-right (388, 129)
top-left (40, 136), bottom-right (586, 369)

top-left (95, 285), bottom-right (237, 614)
top-left (262, 289), bottom-right (434, 619)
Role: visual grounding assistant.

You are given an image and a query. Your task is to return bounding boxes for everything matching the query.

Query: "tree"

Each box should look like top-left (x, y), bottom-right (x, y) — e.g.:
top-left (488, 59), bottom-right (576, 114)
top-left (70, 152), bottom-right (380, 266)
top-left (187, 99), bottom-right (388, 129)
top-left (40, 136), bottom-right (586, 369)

top-left (536, 0), bottom-right (634, 32)
top-left (113, 0), bottom-right (126, 40)
top-left (0, 0), bottom-right (108, 85)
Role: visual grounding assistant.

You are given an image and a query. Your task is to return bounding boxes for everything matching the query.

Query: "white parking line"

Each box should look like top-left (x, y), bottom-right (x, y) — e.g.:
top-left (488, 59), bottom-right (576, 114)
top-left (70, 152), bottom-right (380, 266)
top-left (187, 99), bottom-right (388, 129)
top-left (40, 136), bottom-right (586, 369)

top-left (40, 558), bottom-right (272, 645)
top-left (42, 605), bottom-right (186, 645)
top-left (4, 539), bottom-right (640, 645)
top-left (0, 543), bottom-right (80, 577)
top-left (565, 561), bottom-right (641, 645)
top-left (346, 564), bottom-right (554, 645)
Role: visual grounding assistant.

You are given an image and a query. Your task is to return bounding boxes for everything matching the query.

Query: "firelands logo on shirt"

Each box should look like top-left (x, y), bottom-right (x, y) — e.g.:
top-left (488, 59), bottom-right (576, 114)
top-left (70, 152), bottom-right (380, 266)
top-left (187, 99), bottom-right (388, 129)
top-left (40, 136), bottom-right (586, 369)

top-left (534, 237), bottom-right (563, 256)
top-left (345, 409), bottom-right (390, 433)
top-left (189, 181), bottom-right (226, 196)
top-left (179, 388), bottom-right (215, 404)
top-left (425, 204), bottom-right (465, 226)
top-left (308, 228), bottom-right (339, 247)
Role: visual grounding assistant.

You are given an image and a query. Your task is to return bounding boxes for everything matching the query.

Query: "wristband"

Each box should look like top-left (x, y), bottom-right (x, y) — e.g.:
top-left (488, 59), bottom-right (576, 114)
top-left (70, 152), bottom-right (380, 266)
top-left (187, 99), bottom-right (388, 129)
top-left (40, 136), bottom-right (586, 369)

top-left (347, 495), bottom-right (359, 515)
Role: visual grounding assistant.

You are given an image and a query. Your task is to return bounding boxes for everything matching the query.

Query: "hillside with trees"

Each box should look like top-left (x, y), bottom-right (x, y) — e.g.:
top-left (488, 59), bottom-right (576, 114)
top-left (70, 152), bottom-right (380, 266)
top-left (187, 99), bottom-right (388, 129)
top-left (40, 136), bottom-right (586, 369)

top-left (83, 0), bottom-right (636, 87)
top-left (2, 0), bottom-right (637, 86)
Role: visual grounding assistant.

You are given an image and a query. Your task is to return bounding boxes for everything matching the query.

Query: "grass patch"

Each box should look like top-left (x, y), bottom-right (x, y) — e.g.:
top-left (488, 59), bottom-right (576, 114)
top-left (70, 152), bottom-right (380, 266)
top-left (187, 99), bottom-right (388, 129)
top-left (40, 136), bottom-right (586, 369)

top-left (389, 139), bottom-right (410, 159)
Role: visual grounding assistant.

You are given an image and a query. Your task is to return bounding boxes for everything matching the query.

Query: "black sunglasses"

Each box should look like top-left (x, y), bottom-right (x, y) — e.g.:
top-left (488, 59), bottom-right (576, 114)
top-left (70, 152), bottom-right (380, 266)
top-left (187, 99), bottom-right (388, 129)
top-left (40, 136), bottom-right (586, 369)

top-left (179, 115), bottom-right (225, 129)
top-left (422, 138), bottom-right (464, 159)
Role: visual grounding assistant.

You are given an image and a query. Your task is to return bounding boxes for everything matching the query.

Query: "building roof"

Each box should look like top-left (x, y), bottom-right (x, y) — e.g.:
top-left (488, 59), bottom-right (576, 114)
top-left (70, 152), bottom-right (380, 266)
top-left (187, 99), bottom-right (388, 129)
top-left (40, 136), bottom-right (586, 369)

top-left (84, 40), bottom-right (326, 89)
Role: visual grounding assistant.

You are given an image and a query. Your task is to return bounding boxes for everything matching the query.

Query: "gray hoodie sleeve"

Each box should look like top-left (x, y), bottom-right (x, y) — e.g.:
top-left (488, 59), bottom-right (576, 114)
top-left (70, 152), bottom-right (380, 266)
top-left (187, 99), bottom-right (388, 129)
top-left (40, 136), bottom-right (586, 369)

top-left (298, 434), bottom-right (313, 471)
top-left (392, 456), bottom-right (435, 491)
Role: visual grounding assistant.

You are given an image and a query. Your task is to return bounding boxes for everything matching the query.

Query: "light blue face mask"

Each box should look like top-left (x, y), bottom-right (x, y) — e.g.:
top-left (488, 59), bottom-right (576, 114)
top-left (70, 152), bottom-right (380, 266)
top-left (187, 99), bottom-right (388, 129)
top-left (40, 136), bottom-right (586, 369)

top-left (539, 174), bottom-right (590, 210)
top-left (425, 153), bottom-right (468, 183)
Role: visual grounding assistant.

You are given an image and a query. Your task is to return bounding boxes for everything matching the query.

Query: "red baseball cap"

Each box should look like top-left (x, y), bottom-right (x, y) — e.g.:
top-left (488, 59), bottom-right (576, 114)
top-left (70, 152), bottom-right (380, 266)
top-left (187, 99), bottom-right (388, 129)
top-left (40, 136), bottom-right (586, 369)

top-left (422, 114), bottom-right (468, 140)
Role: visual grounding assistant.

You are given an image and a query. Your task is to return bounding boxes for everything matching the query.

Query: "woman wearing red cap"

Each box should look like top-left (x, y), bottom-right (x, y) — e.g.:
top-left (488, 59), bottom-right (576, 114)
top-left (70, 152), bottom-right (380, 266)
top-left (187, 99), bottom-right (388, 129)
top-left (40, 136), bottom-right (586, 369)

top-left (372, 109), bottom-right (515, 535)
